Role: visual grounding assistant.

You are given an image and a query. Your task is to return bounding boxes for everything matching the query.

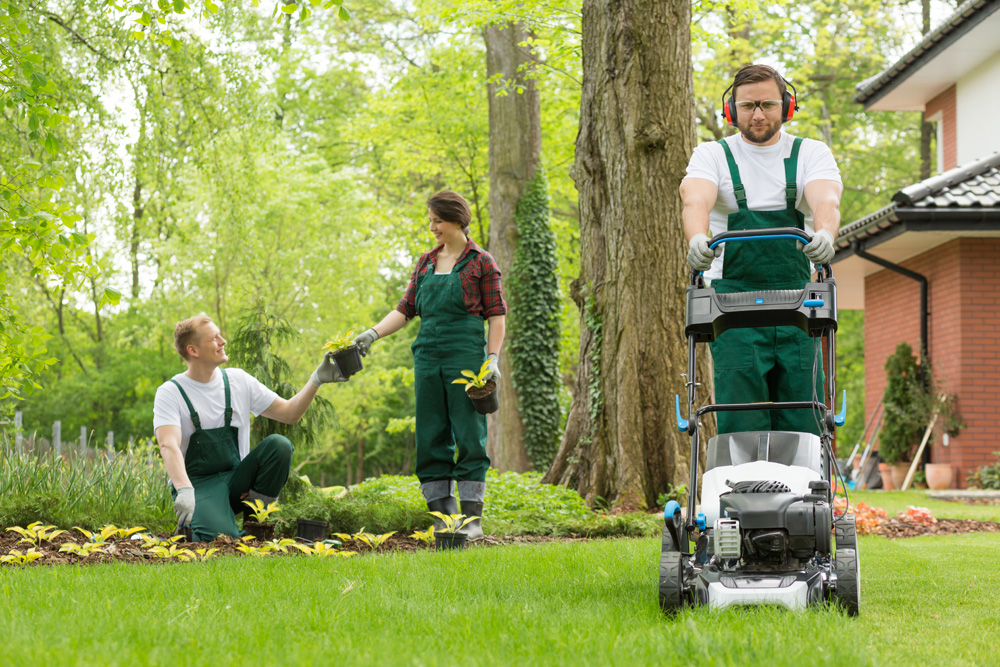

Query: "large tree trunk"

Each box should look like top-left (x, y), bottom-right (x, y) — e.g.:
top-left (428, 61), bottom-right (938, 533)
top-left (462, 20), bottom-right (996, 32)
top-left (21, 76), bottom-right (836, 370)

top-left (484, 21), bottom-right (541, 473)
top-left (543, 0), bottom-right (711, 508)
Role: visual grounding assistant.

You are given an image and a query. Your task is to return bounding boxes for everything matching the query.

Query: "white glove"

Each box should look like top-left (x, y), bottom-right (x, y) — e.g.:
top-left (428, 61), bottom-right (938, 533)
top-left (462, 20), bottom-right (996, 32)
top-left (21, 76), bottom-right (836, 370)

top-left (686, 233), bottom-right (719, 271)
top-left (174, 486), bottom-right (195, 532)
top-left (310, 351), bottom-right (347, 387)
top-left (353, 328), bottom-right (379, 357)
top-left (483, 353), bottom-right (501, 383)
top-left (802, 229), bottom-right (835, 265)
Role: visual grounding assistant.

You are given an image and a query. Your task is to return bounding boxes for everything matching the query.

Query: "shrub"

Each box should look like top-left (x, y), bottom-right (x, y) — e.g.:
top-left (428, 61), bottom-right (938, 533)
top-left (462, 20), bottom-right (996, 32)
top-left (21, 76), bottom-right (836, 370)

top-left (967, 451), bottom-right (1000, 490)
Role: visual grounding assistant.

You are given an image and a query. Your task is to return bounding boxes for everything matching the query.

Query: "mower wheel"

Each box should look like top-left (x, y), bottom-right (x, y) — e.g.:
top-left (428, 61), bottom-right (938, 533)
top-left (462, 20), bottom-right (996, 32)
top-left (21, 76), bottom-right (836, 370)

top-left (834, 547), bottom-right (860, 616)
top-left (658, 551), bottom-right (687, 614)
top-left (835, 514), bottom-right (857, 550)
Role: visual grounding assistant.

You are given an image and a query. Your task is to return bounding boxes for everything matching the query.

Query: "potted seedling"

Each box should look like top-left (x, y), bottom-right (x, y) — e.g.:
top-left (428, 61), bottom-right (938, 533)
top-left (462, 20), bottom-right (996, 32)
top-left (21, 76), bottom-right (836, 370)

top-left (242, 499), bottom-right (281, 541)
top-left (323, 330), bottom-right (363, 378)
top-left (429, 512), bottom-right (479, 551)
top-left (451, 359), bottom-right (499, 415)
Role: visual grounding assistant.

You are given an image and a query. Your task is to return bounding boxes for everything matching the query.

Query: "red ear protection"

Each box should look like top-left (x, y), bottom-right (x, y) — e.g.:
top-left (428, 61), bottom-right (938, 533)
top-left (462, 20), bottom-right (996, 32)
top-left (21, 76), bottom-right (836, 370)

top-left (721, 77), bottom-right (799, 127)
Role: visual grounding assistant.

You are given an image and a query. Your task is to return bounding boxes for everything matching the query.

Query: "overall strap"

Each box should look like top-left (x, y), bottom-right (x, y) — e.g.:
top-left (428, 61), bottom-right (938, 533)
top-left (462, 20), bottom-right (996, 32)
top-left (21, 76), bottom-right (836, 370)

top-left (170, 379), bottom-right (202, 431)
top-left (783, 137), bottom-right (804, 211)
top-left (221, 369), bottom-right (233, 428)
top-left (718, 140), bottom-right (748, 211)
top-left (454, 247), bottom-right (477, 273)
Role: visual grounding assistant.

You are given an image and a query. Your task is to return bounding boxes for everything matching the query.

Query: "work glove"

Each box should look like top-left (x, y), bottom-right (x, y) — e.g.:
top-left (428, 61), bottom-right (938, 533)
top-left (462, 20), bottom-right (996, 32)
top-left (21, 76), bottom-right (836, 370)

top-left (174, 486), bottom-right (195, 532)
top-left (483, 352), bottom-right (501, 383)
top-left (310, 351), bottom-right (347, 387)
top-left (353, 328), bottom-right (379, 357)
top-left (802, 229), bottom-right (835, 265)
top-left (686, 233), bottom-right (720, 272)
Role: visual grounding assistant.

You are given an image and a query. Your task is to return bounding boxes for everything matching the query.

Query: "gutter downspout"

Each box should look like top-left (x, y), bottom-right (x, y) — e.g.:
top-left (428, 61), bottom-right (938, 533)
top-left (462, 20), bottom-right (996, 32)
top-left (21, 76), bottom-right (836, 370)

top-left (852, 240), bottom-right (930, 366)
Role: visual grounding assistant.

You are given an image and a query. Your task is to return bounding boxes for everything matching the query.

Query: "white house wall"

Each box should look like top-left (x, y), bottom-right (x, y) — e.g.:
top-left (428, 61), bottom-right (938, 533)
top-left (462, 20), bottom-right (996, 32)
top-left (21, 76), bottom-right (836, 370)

top-left (956, 49), bottom-right (1000, 165)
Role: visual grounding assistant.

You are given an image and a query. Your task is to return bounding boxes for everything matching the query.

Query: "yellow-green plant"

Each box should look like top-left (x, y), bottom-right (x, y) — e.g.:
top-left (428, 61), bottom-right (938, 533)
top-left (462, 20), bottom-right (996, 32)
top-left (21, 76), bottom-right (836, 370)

top-left (74, 525), bottom-right (122, 543)
top-left (193, 548), bottom-right (218, 561)
top-left (236, 542), bottom-right (271, 557)
top-left (291, 541), bottom-right (346, 557)
top-left (242, 499), bottom-right (281, 523)
top-left (148, 544), bottom-right (196, 561)
top-left (59, 542), bottom-right (109, 558)
top-left (1, 548), bottom-right (45, 566)
top-left (112, 526), bottom-right (146, 540)
top-left (451, 359), bottom-right (494, 391)
top-left (260, 538), bottom-right (298, 553)
top-left (354, 531), bottom-right (396, 550)
top-left (428, 512), bottom-right (479, 534)
top-left (6, 522), bottom-right (66, 547)
top-left (410, 527), bottom-right (435, 544)
top-left (140, 534), bottom-right (184, 549)
top-left (322, 330), bottom-right (355, 354)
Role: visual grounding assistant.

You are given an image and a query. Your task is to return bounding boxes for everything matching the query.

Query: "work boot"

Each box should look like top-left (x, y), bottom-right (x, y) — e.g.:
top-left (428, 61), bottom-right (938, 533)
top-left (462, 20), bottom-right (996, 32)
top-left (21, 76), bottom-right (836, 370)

top-left (457, 481), bottom-right (486, 542)
top-left (421, 480), bottom-right (458, 531)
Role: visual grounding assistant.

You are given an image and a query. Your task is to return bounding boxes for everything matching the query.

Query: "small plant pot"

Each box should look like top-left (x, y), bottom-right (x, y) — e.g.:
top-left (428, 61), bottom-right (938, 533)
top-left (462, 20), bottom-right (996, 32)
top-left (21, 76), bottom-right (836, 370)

top-left (925, 463), bottom-right (955, 490)
top-left (296, 519), bottom-right (328, 542)
top-left (466, 380), bottom-right (499, 415)
top-left (890, 462), bottom-right (911, 489)
top-left (878, 462), bottom-right (896, 490)
top-left (243, 521), bottom-right (274, 541)
top-left (332, 345), bottom-right (363, 378)
top-left (435, 532), bottom-right (467, 551)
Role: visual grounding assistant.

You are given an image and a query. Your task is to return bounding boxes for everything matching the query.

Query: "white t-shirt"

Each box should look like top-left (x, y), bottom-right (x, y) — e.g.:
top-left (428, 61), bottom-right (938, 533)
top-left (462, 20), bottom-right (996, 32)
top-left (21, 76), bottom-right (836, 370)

top-left (683, 130), bottom-right (842, 281)
top-left (152, 368), bottom-right (278, 460)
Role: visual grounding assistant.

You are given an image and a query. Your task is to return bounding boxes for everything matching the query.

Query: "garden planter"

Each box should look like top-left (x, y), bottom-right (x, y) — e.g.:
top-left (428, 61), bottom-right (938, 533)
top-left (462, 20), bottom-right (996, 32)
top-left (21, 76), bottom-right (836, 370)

top-left (466, 380), bottom-right (499, 415)
top-left (296, 519), bottom-right (328, 542)
top-left (890, 462), bottom-right (911, 489)
top-left (332, 345), bottom-right (363, 378)
top-left (878, 462), bottom-right (896, 490)
top-left (243, 521), bottom-right (274, 541)
top-left (925, 463), bottom-right (955, 490)
top-left (435, 532), bottom-right (467, 551)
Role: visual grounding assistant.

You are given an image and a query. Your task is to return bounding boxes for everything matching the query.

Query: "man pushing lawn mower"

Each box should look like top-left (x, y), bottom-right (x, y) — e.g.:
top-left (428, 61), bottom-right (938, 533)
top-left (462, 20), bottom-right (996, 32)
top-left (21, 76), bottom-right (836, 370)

top-left (153, 314), bottom-right (347, 542)
top-left (660, 64), bottom-right (860, 614)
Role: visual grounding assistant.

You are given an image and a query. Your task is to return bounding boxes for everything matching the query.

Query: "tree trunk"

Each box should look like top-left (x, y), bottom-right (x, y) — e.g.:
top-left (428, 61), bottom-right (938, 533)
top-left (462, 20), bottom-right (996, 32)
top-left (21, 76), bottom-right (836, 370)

top-left (484, 21), bottom-right (541, 473)
top-left (543, 0), bottom-right (711, 508)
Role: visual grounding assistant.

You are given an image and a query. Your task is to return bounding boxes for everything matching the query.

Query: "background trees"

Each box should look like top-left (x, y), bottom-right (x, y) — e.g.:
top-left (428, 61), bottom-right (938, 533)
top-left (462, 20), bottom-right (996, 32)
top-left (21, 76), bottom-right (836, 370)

top-left (3, 0), bottom-right (940, 498)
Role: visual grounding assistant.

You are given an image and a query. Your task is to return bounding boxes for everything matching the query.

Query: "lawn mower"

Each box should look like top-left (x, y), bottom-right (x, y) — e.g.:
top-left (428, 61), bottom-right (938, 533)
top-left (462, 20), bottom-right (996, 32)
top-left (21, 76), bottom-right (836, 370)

top-left (660, 227), bottom-right (860, 616)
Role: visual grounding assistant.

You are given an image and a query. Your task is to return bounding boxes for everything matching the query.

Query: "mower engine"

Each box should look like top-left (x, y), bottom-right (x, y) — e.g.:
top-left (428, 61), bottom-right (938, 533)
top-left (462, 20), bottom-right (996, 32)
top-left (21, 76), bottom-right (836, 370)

top-left (715, 479), bottom-right (831, 569)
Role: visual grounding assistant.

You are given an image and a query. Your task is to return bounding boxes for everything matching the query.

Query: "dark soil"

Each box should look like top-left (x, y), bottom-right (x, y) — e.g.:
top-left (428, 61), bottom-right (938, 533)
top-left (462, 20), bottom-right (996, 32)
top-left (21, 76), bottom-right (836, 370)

top-left (466, 380), bottom-right (496, 400)
top-left (878, 519), bottom-right (1000, 539)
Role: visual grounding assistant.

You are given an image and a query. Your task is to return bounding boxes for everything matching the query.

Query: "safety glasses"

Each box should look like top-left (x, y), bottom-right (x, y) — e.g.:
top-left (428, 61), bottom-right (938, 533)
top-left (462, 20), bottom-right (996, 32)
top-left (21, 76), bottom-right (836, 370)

top-left (734, 100), bottom-right (783, 113)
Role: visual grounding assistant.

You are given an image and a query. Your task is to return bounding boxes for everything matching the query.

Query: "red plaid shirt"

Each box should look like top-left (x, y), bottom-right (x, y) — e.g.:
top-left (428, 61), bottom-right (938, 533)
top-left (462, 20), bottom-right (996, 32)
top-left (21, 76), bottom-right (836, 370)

top-left (396, 240), bottom-right (507, 319)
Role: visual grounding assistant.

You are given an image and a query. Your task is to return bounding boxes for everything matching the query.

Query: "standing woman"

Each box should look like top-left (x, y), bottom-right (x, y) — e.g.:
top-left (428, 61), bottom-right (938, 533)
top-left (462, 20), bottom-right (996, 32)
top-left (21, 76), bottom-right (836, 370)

top-left (352, 190), bottom-right (506, 541)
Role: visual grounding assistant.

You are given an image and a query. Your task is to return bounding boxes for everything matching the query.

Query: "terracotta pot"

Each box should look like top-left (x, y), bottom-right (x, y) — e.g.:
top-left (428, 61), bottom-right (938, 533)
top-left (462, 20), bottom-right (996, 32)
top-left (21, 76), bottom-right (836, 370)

top-left (925, 463), bottom-right (955, 490)
top-left (890, 462), bottom-right (911, 489)
top-left (878, 462), bottom-right (896, 490)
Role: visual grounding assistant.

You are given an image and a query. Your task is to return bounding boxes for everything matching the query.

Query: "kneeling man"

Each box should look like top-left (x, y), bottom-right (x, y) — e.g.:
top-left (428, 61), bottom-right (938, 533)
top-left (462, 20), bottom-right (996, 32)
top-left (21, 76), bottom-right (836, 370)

top-left (153, 313), bottom-right (344, 541)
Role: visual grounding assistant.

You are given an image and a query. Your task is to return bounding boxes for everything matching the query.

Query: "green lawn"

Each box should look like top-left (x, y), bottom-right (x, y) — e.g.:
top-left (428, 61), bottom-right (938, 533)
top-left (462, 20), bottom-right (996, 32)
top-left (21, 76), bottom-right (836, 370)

top-left (849, 489), bottom-right (1000, 521)
top-left (2, 530), bottom-right (998, 666)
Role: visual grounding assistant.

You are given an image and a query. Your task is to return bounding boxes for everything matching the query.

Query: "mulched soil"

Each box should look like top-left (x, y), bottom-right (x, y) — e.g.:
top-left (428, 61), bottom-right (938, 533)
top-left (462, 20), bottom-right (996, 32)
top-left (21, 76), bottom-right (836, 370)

top-left (877, 519), bottom-right (1000, 539)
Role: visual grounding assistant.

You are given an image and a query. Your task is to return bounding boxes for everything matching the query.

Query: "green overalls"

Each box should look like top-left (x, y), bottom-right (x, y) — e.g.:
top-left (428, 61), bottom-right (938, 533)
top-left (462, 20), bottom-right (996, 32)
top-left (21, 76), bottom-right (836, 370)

top-left (412, 251), bottom-right (490, 483)
top-left (709, 137), bottom-right (825, 436)
top-left (171, 369), bottom-right (294, 542)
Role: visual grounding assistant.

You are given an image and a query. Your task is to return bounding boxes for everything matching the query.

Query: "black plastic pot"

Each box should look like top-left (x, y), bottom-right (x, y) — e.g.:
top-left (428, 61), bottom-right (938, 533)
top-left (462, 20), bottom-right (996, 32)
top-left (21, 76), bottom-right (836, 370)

top-left (435, 532), bottom-right (468, 551)
top-left (296, 519), bottom-right (328, 542)
top-left (332, 345), bottom-right (364, 378)
top-left (467, 380), bottom-right (499, 415)
top-left (243, 521), bottom-right (274, 541)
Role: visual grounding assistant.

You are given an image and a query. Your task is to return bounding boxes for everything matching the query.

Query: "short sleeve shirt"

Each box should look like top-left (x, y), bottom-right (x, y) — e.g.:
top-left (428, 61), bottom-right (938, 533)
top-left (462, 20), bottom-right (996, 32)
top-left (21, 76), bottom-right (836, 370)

top-left (152, 368), bottom-right (278, 460)
top-left (396, 240), bottom-right (507, 319)
top-left (683, 130), bottom-right (842, 281)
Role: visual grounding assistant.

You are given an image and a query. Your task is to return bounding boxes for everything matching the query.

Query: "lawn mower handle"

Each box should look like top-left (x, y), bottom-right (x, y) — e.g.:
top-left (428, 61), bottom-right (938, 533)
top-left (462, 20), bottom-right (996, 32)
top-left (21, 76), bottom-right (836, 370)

top-left (689, 227), bottom-right (832, 285)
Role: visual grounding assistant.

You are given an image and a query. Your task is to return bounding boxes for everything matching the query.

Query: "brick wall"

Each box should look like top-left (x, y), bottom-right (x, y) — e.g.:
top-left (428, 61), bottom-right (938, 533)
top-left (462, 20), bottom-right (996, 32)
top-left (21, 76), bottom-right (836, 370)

top-left (926, 85), bottom-right (957, 171)
top-left (863, 238), bottom-right (1000, 486)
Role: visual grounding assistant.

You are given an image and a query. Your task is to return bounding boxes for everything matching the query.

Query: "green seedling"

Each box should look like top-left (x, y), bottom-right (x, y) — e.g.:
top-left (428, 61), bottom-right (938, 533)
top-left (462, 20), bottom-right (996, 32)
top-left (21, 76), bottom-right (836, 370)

top-left (6, 522), bottom-right (66, 547)
top-left (194, 548), bottom-right (218, 561)
top-left (354, 531), bottom-right (396, 550)
top-left (242, 498), bottom-right (281, 523)
top-left (140, 534), bottom-right (184, 549)
top-left (410, 527), bottom-right (435, 544)
top-left (292, 541), bottom-right (344, 557)
top-left (1, 548), bottom-right (45, 566)
top-left (75, 525), bottom-right (122, 543)
top-left (428, 512), bottom-right (479, 534)
top-left (236, 542), bottom-right (271, 556)
top-left (451, 359), bottom-right (493, 391)
top-left (59, 542), bottom-right (109, 558)
top-left (322, 329), bottom-right (355, 354)
top-left (260, 538), bottom-right (298, 553)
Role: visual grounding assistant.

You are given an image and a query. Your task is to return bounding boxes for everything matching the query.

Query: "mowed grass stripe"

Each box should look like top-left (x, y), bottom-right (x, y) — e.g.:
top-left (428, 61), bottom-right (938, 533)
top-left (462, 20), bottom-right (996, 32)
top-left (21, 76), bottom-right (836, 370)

top-left (2, 533), bottom-right (998, 666)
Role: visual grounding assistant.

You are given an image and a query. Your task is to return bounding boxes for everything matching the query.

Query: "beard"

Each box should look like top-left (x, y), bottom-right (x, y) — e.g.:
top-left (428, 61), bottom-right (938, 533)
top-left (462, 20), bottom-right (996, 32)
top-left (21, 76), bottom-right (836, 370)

top-left (739, 117), bottom-right (782, 145)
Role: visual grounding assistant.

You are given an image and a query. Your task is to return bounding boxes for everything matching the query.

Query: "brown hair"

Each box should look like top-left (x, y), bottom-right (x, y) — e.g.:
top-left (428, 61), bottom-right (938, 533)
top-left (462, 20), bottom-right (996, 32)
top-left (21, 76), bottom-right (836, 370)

top-left (427, 190), bottom-right (472, 235)
top-left (174, 313), bottom-right (213, 360)
top-left (732, 64), bottom-right (787, 100)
